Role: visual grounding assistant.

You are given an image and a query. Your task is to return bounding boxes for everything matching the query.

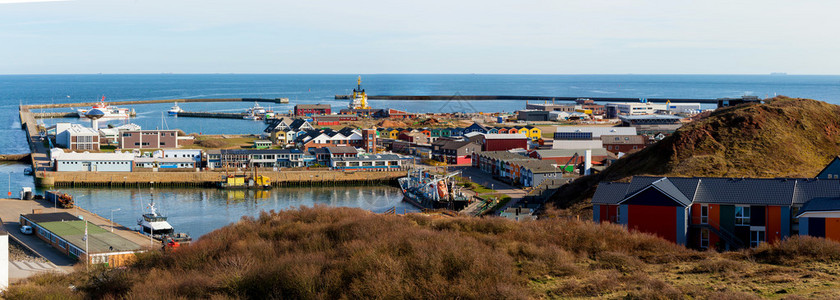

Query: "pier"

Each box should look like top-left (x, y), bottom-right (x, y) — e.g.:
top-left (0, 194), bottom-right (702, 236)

top-left (24, 97), bottom-right (291, 110)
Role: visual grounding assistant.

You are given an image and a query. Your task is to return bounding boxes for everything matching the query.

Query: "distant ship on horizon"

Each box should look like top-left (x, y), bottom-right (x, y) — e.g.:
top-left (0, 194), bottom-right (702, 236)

top-left (770, 72), bottom-right (788, 76)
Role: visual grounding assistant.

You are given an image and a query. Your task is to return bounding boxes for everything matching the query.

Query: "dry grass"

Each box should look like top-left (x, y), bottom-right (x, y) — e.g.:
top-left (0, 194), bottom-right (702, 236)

top-left (7, 207), bottom-right (840, 299)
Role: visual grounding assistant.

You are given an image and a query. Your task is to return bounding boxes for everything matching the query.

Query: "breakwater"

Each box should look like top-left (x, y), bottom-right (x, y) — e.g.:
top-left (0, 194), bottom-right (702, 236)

top-left (22, 97), bottom-right (290, 109)
top-left (177, 111), bottom-right (248, 119)
top-left (39, 170), bottom-right (405, 188)
top-left (335, 95), bottom-right (736, 103)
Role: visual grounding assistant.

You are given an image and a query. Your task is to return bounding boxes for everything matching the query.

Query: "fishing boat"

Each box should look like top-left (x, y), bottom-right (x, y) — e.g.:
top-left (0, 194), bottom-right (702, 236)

top-left (137, 198), bottom-right (192, 244)
top-left (168, 102), bottom-right (183, 115)
top-left (76, 96), bottom-right (131, 119)
top-left (398, 169), bottom-right (470, 210)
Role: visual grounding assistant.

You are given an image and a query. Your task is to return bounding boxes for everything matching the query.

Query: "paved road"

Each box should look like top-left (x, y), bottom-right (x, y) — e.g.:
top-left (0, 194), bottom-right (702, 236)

top-left (453, 166), bottom-right (527, 212)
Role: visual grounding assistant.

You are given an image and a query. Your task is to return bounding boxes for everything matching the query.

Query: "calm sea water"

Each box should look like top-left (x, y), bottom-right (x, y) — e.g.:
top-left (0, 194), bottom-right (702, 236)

top-left (2, 74), bottom-right (839, 237)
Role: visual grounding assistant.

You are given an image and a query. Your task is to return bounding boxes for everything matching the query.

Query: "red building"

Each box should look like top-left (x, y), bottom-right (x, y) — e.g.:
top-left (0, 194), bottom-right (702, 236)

top-left (601, 135), bottom-right (648, 154)
top-left (592, 176), bottom-right (840, 249)
top-left (313, 114), bottom-right (358, 125)
top-left (476, 133), bottom-right (528, 152)
top-left (431, 140), bottom-right (481, 165)
top-left (294, 104), bottom-right (331, 116)
top-left (118, 130), bottom-right (179, 149)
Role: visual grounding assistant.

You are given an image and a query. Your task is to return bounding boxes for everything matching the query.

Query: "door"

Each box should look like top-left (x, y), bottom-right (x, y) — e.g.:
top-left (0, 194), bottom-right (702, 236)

top-left (82, 162), bottom-right (92, 171)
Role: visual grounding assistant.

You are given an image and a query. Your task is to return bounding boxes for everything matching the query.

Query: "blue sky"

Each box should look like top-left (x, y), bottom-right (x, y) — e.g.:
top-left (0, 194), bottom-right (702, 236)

top-left (1, 0), bottom-right (838, 74)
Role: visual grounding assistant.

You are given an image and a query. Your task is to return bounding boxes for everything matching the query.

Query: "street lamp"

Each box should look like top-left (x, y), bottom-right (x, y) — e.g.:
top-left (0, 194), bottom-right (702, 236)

top-left (110, 208), bottom-right (121, 232)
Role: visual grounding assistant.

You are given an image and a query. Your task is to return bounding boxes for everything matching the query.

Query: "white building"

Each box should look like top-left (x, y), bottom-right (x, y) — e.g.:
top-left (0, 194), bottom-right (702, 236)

top-left (134, 157), bottom-right (196, 169)
top-left (605, 102), bottom-right (666, 117)
top-left (665, 103), bottom-right (702, 114)
top-left (56, 123), bottom-right (100, 151)
top-left (98, 123), bottom-right (141, 143)
top-left (0, 222), bottom-right (8, 291)
top-left (54, 151), bottom-right (135, 172)
top-left (151, 149), bottom-right (202, 162)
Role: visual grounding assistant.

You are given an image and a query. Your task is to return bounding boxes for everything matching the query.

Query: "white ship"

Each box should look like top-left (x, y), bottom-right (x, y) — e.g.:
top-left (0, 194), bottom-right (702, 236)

top-left (349, 76), bottom-right (370, 109)
top-left (76, 96), bottom-right (131, 119)
top-left (168, 102), bottom-right (183, 115)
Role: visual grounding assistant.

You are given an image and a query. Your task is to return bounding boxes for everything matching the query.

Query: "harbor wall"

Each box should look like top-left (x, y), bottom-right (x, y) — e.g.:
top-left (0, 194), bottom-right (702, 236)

top-left (41, 170), bottom-right (404, 188)
top-left (21, 97), bottom-right (289, 109)
top-left (335, 95), bottom-right (720, 103)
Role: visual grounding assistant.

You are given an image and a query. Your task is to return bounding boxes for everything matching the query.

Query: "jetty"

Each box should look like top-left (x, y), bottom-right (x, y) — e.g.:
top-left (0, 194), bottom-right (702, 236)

top-left (24, 97), bottom-right (290, 110)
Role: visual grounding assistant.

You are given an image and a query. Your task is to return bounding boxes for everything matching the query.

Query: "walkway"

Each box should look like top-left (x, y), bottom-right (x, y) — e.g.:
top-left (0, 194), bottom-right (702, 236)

top-left (452, 166), bottom-right (527, 212)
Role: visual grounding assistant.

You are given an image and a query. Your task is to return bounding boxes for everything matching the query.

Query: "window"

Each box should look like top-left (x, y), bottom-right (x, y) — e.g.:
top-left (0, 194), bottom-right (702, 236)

top-left (750, 229), bottom-right (765, 247)
top-left (59, 240), bottom-right (67, 249)
top-left (700, 205), bottom-right (708, 224)
top-left (735, 206), bottom-right (750, 226)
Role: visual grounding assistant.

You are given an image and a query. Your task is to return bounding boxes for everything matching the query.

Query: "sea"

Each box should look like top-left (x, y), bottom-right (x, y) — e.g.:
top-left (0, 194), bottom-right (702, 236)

top-left (1, 74), bottom-right (839, 238)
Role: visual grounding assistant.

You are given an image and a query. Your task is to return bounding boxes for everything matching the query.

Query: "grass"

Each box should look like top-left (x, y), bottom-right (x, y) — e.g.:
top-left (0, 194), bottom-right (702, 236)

top-left (8, 206), bottom-right (840, 299)
top-left (181, 135), bottom-right (259, 150)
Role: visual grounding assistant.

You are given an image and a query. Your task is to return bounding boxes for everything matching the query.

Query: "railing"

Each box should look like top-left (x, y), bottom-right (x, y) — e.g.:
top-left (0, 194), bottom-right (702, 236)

top-left (690, 216), bottom-right (746, 249)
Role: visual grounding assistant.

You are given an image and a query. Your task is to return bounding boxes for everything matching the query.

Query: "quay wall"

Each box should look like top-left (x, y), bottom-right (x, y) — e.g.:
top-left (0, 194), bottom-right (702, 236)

top-left (42, 170), bottom-right (404, 188)
top-left (0, 154), bottom-right (30, 162)
top-left (334, 95), bottom-right (720, 103)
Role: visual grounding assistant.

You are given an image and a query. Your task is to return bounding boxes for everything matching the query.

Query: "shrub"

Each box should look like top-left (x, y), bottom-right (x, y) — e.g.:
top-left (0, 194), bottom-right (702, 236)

top-left (751, 235), bottom-right (840, 265)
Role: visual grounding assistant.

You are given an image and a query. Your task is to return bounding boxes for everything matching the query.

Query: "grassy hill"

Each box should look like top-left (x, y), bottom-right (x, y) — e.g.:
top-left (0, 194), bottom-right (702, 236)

top-left (6, 206), bottom-right (840, 299)
top-left (551, 96), bottom-right (840, 208)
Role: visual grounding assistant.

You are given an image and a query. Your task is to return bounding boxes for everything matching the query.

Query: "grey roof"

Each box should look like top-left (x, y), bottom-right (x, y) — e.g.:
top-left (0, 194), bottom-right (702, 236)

top-left (327, 146), bottom-right (358, 154)
top-left (21, 212), bottom-right (78, 224)
top-left (797, 197), bottom-right (840, 216)
top-left (596, 176), bottom-right (840, 207)
top-left (217, 149), bottom-right (302, 155)
top-left (692, 178), bottom-right (798, 206)
top-left (533, 148), bottom-right (609, 158)
top-left (332, 154), bottom-right (402, 161)
top-left (648, 178), bottom-right (692, 206)
top-left (592, 182), bottom-right (630, 205)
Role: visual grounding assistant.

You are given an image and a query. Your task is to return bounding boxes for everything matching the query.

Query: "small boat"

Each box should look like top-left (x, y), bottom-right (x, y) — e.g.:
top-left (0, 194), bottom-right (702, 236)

top-left (243, 113), bottom-right (261, 121)
top-left (137, 198), bottom-right (192, 244)
top-left (168, 102), bottom-right (183, 115)
top-left (23, 167), bottom-right (33, 175)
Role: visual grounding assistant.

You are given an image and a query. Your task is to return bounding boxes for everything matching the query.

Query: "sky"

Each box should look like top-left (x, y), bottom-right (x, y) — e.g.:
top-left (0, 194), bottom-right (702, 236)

top-left (1, 0), bottom-right (838, 74)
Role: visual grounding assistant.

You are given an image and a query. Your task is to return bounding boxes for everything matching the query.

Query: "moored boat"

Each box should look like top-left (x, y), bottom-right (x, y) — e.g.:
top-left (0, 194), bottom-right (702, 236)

top-left (398, 168), bottom-right (470, 210)
top-left (76, 96), bottom-right (131, 119)
top-left (138, 198), bottom-right (192, 244)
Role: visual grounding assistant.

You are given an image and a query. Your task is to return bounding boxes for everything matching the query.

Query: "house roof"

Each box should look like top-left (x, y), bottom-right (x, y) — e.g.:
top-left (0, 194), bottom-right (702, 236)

top-left (482, 133), bottom-right (528, 140)
top-left (555, 126), bottom-right (637, 138)
top-left (816, 156), bottom-right (840, 178)
top-left (332, 154), bottom-right (402, 162)
top-left (38, 220), bottom-right (143, 253)
top-left (600, 135), bottom-right (646, 145)
top-left (533, 148), bottom-right (609, 158)
top-left (797, 197), bottom-right (840, 216)
top-left (295, 104), bottom-right (331, 109)
top-left (596, 176), bottom-right (840, 207)
top-left (591, 182), bottom-right (630, 204)
top-left (327, 146), bottom-right (358, 154)
top-left (54, 151), bottom-right (136, 161)
top-left (22, 212), bottom-right (79, 224)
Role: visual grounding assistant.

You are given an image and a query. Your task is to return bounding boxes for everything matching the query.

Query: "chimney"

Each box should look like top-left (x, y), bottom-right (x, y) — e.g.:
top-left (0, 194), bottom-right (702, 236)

top-left (584, 149), bottom-right (592, 176)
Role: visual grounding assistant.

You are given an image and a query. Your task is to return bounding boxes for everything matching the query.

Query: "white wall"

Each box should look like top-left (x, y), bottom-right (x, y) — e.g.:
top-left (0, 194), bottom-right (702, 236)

top-left (0, 233), bottom-right (8, 291)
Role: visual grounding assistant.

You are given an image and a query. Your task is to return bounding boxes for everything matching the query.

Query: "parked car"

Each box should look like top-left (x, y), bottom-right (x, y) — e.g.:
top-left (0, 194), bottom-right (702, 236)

top-left (20, 225), bottom-right (33, 235)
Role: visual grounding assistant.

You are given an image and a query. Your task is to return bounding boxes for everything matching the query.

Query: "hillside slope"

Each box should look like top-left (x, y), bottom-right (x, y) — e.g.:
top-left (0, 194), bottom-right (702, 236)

top-left (7, 206), bottom-right (840, 299)
top-left (551, 96), bottom-right (840, 208)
